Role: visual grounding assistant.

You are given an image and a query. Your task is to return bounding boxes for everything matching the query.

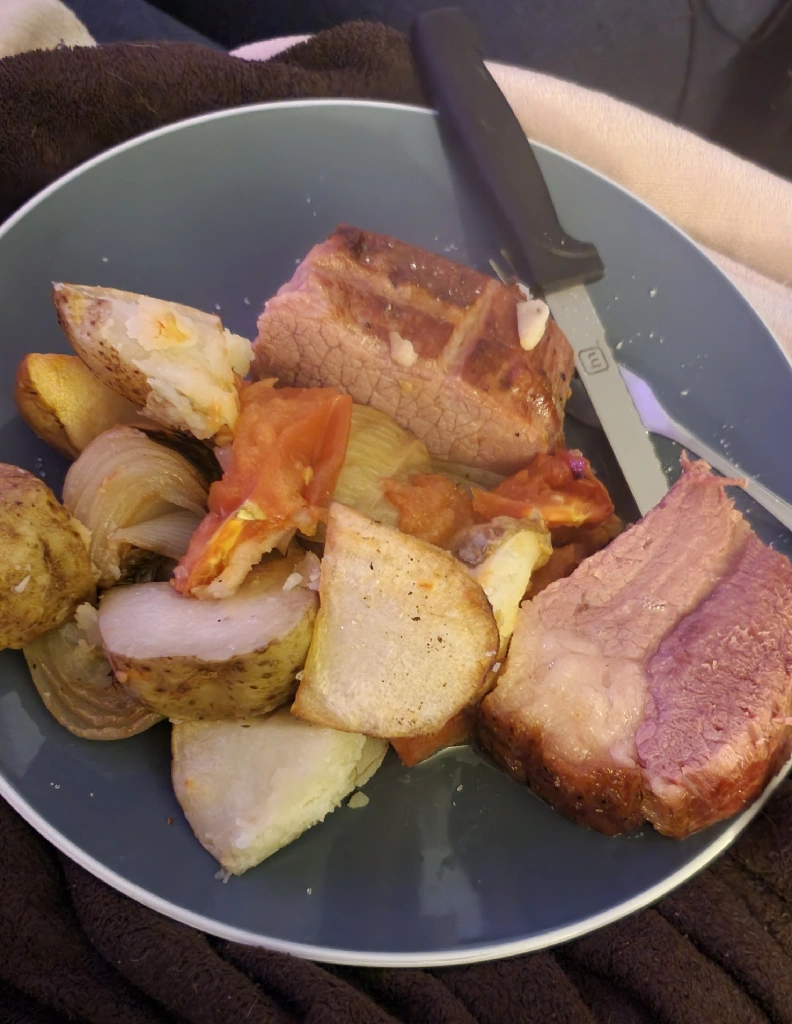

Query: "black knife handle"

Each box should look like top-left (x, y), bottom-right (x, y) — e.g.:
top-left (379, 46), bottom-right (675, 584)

top-left (411, 7), bottom-right (605, 292)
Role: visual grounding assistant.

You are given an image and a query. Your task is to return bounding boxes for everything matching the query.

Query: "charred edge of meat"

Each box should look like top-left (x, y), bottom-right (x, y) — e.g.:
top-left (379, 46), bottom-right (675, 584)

top-left (476, 708), bottom-right (645, 836)
top-left (643, 731), bottom-right (792, 839)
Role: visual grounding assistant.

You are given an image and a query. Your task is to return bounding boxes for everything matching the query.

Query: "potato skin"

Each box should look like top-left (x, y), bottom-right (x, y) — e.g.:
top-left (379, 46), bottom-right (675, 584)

top-left (0, 465), bottom-right (95, 649)
top-left (14, 353), bottom-right (139, 459)
top-left (109, 603), bottom-right (316, 720)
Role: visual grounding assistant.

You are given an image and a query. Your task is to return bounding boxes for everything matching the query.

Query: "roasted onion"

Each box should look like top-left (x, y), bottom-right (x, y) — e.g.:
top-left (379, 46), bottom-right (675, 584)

top-left (63, 426), bottom-right (207, 586)
top-left (23, 609), bottom-right (162, 740)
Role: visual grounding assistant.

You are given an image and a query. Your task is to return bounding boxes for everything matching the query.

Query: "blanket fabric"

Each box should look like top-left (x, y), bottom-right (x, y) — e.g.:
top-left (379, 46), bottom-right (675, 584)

top-left (2, 21), bottom-right (792, 1024)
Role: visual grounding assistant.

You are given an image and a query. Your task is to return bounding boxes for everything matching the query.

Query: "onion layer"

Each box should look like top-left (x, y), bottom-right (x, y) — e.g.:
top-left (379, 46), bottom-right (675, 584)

top-left (63, 426), bottom-right (208, 586)
top-left (23, 610), bottom-right (162, 740)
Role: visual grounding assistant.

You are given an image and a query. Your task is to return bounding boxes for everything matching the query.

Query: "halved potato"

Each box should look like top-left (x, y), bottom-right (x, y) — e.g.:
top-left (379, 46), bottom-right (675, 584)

top-left (99, 552), bottom-right (317, 719)
top-left (172, 709), bottom-right (387, 874)
top-left (292, 503), bottom-right (499, 738)
top-left (0, 465), bottom-right (95, 649)
top-left (14, 353), bottom-right (141, 459)
top-left (53, 283), bottom-right (251, 442)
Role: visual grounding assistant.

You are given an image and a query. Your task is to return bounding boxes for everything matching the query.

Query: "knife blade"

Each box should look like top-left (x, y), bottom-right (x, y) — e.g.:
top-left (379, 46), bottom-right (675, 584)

top-left (411, 7), bottom-right (669, 515)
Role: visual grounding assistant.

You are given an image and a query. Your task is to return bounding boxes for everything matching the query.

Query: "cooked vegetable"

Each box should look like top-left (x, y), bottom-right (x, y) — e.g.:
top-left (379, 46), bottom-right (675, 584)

top-left (391, 708), bottom-right (474, 768)
top-left (174, 382), bottom-right (352, 599)
top-left (63, 426), bottom-right (208, 587)
top-left (23, 610), bottom-right (162, 739)
top-left (471, 450), bottom-right (614, 531)
top-left (391, 517), bottom-right (552, 768)
top-left (100, 550), bottom-right (318, 720)
top-left (172, 709), bottom-right (387, 874)
top-left (382, 473), bottom-right (477, 547)
top-left (53, 283), bottom-right (251, 442)
top-left (14, 353), bottom-right (141, 459)
top-left (293, 503), bottom-right (499, 738)
top-left (0, 465), bottom-right (95, 649)
top-left (452, 516), bottom-right (552, 643)
top-left (332, 404), bottom-right (431, 525)
top-left (113, 510), bottom-right (203, 561)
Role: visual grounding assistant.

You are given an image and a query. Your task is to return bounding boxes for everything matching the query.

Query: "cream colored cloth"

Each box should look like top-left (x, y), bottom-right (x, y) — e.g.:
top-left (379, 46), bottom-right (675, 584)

top-left (0, 0), bottom-right (94, 56)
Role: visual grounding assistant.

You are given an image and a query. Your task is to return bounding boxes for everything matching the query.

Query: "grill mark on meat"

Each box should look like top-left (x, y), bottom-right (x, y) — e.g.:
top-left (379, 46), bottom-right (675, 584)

top-left (253, 227), bottom-right (574, 471)
top-left (480, 458), bottom-right (792, 838)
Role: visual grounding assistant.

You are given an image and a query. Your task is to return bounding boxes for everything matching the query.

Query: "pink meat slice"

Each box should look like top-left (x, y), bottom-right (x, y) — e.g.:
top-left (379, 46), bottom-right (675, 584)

top-left (252, 225), bottom-right (575, 473)
top-left (639, 530), bottom-right (792, 836)
top-left (479, 457), bottom-right (792, 838)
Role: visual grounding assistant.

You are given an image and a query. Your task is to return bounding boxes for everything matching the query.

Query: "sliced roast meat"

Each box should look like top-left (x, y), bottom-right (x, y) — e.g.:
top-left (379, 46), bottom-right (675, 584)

top-left (479, 457), bottom-right (792, 838)
top-left (252, 226), bottom-right (574, 473)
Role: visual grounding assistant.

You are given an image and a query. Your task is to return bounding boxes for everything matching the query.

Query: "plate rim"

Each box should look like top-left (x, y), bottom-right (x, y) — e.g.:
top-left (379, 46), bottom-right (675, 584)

top-left (0, 97), bottom-right (788, 968)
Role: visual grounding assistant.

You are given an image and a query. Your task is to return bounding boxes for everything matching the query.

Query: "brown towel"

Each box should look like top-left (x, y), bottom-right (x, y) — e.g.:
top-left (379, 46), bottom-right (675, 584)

top-left (1, 22), bottom-right (792, 1024)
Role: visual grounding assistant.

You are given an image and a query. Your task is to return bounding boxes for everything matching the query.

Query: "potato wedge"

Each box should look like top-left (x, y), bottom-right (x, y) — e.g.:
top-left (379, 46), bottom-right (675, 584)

top-left (99, 553), bottom-right (317, 719)
top-left (453, 516), bottom-right (552, 649)
top-left (172, 710), bottom-right (387, 874)
top-left (0, 465), bottom-right (95, 649)
top-left (53, 283), bottom-right (251, 442)
top-left (14, 353), bottom-right (140, 459)
top-left (292, 503), bottom-right (499, 738)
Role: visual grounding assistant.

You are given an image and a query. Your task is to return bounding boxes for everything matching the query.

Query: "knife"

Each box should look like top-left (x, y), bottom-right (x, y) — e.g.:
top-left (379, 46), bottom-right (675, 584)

top-left (411, 7), bottom-right (669, 516)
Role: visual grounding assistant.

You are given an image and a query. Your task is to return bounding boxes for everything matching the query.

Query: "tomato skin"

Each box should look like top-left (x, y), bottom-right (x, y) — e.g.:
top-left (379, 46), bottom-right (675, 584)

top-left (471, 450), bottom-right (614, 531)
top-left (174, 382), bottom-right (352, 597)
top-left (381, 474), bottom-right (476, 547)
top-left (382, 450), bottom-right (614, 550)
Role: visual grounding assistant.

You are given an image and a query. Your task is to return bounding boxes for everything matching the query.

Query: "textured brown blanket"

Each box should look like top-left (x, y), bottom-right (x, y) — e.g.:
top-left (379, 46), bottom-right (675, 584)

top-left (2, 22), bottom-right (792, 1024)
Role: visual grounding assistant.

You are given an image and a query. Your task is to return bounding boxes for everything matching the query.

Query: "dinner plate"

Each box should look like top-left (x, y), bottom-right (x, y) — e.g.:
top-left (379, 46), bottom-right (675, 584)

top-left (1, 100), bottom-right (791, 968)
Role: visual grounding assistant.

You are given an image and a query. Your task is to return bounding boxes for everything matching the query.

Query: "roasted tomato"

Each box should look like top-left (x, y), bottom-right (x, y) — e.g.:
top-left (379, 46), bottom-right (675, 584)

top-left (471, 450), bottom-right (613, 531)
top-left (174, 382), bottom-right (352, 598)
top-left (381, 473), bottom-right (476, 547)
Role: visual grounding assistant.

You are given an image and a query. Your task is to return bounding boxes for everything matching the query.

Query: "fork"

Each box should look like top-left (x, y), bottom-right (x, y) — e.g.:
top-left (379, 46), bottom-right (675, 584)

top-left (568, 367), bottom-right (792, 533)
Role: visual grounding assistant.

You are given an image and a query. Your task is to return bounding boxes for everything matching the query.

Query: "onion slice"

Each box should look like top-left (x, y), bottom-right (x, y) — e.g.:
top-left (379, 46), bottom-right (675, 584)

top-left (63, 426), bottom-right (208, 586)
top-left (23, 610), bottom-right (162, 740)
top-left (113, 510), bottom-right (202, 560)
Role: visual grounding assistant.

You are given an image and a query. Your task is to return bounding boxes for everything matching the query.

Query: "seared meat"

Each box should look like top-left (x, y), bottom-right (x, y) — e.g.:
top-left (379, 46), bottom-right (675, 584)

top-left (479, 457), bottom-right (792, 838)
top-left (253, 226), bottom-right (575, 473)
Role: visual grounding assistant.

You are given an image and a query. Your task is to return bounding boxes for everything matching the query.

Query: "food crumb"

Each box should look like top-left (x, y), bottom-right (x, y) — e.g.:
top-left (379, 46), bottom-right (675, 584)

top-left (89, 792), bottom-right (94, 798)
top-left (102, 257), bottom-right (109, 263)
top-left (214, 868), bottom-right (232, 884)
top-left (214, 303), bottom-right (222, 311)
top-left (456, 784), bottom-right (463, 792)
top-left (243, 297), bottom-right (251, 306)
top-left (13, 575), bottom-right (30, 593)
top-left (348, 792), bottom-right (370, 809)
top-left (166, 816), bottom-right (174, 826)
top-left (306, 887), bottom-right (313, 895)
top-left (649, 287), bottom-right (658, 297)
top-left (283, 572), bottom-right (303, 591)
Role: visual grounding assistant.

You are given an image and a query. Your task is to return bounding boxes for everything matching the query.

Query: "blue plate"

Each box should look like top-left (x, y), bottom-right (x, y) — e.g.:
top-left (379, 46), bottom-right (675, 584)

top-left (0, 101), bottom-right (790, 967)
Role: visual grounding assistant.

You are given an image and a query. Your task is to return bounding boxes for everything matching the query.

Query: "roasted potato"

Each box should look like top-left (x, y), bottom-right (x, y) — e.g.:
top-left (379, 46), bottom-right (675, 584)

top-left (292, 503), bottom-right (499, 738)
top-left (53, 283), bottom-right (251, 443)
top-left (0, 465), bottom-right (95, 649)
top-left (99, 551), bottom-right (318, 719)
top-left (172, 709), bottom-right (387, 874)
top-left (14, 353), bottom-right (140, 459)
